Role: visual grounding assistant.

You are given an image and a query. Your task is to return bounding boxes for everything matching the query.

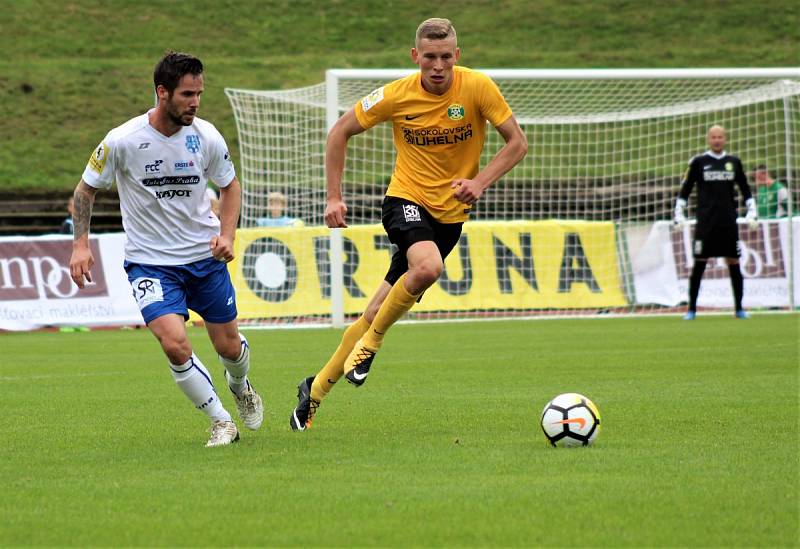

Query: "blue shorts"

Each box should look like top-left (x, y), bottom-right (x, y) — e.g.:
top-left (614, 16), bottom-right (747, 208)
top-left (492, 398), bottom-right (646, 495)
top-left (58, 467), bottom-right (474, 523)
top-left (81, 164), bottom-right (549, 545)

top-left (125, 257), bottom-right (238, 325)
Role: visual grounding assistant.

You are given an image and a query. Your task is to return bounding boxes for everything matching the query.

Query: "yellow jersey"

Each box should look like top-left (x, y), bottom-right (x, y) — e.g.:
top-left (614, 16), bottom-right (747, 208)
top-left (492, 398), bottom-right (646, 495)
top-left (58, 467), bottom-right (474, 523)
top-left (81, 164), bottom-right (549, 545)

top-left (354, 66), bottom-right (513, 223)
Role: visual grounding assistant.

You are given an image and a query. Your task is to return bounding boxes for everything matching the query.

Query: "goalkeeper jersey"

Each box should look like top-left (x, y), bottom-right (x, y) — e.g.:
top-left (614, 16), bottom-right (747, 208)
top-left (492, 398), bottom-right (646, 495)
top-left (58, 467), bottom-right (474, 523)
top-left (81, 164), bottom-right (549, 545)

top-left (354, 66), bottom-right (513, 223)
top-left (82, 110), bottom-right (236, 265)
top-left (678, 150), bottom-right (752, 235)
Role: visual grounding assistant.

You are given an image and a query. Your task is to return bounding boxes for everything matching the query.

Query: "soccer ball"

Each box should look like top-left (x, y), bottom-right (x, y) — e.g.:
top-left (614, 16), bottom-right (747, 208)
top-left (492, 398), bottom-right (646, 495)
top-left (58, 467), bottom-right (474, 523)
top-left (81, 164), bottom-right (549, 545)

top-left (540, 393), bottom-right (601, 447)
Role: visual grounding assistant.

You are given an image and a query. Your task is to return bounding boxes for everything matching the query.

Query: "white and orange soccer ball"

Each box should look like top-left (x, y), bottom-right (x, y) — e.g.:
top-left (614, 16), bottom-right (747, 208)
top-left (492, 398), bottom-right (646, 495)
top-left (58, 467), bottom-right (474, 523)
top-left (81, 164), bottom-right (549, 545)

top-left (540, 393), bottom-right (601, 447)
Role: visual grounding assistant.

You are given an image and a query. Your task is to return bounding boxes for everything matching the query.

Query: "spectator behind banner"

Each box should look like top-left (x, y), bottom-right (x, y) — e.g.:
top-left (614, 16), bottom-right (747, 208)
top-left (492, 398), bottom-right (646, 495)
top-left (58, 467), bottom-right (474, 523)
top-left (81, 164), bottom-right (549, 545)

top-left (256, 191), bottom-right (304, 227)
top-left (60, 196), bottom-right (75, 234)
top-left (754, 164), bottom-right (790, 218)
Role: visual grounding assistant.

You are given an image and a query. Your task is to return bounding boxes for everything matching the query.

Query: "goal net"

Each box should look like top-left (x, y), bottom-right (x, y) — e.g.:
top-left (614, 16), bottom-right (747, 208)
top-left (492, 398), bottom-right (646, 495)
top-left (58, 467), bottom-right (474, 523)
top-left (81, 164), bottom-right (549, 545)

top-left (225, 68), bottom-right (800, 326)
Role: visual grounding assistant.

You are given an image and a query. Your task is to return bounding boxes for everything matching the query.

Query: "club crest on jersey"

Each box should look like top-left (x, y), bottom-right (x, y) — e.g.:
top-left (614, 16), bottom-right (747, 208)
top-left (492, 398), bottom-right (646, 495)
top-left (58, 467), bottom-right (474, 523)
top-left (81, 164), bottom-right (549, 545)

top-left (185, 134), bottom-right (201, 153)
top-left (403, 204), bottom-right (421, 223)
top-left (725, 162), bottom-right (733, 171)
top-left (447, 103), bottom-right (465, 120)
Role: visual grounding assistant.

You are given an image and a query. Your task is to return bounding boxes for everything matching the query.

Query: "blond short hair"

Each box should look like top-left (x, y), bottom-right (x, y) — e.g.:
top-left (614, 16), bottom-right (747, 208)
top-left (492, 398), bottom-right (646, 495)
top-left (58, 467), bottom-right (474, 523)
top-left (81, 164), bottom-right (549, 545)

top-left (415, 18), bottom-right (457, 47)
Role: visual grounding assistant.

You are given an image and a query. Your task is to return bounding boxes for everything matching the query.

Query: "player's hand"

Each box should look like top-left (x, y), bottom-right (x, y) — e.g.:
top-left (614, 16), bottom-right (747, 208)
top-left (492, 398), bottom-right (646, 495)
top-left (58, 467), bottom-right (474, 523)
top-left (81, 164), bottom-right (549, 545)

top-left (673, 198), bottom-right (687, 230)
top-left (210, 235), bottom-right (235, 263)
top-left (452, 178), bottom-right (484, 205)
top-left (325, 199), bottom-right (348, 228)
top-left (745, 198), bottom-right (758, 230)
top-left (70, 246), bottom-right (94, 289)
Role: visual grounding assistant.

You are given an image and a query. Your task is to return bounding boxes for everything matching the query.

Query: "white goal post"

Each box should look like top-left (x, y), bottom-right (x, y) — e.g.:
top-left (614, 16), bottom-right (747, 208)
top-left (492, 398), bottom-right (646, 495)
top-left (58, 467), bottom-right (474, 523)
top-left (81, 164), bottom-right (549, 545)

top-left (226, 68), bottom-right (800, 327)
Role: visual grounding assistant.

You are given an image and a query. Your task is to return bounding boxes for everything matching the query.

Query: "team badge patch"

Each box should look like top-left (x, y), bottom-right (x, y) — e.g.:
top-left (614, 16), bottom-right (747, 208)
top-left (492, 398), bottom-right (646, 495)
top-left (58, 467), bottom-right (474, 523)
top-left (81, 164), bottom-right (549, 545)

top-left (447, 103), bottom-right (465, 120)
top-left (185, 134), bottom-right (201, 153)
top-left (403, 204), bottom-right (421, 223)
top-left (131, 277), bottom-right (164, 309)
top-left (725, 162), bottom-right (733, 171)
top-left (361, 87), bottom-right (385, 112)
top-left (693, 239), bottom-right (703, 256)
top-left (88, 141), bottom-right (108, 174)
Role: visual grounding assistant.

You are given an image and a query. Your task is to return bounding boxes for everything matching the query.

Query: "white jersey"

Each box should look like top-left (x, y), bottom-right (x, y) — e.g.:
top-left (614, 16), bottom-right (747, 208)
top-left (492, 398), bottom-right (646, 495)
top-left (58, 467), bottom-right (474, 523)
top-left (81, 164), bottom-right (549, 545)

top-left (82, 110), bottom-right (236, 265)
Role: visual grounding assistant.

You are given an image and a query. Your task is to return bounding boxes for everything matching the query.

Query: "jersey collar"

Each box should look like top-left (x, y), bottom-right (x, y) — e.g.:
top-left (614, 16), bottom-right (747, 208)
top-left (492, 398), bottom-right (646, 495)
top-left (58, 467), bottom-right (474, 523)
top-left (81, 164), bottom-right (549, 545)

top-left (704, 150), bottom-right (727, 159)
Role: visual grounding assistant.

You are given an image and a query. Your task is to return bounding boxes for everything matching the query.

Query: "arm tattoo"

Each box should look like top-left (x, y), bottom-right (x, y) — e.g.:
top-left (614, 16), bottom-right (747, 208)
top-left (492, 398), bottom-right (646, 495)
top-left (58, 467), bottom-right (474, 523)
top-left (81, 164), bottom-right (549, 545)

top-left (72, 189), bottom-right (95, 241)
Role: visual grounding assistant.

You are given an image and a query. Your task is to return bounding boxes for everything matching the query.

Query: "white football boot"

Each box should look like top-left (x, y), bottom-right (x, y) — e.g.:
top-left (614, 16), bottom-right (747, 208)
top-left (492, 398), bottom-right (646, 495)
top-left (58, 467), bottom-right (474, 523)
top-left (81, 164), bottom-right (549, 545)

top-left (206, 420), bottom-right (240, 447)
top-left (227, 374), bottom-right (264, 430)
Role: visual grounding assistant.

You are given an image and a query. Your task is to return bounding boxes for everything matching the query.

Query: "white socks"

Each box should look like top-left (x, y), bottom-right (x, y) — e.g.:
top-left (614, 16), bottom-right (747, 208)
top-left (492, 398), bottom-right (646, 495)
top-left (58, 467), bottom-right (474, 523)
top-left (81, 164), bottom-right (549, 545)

top-left (169, 353), bottom-right (231, 422)
top-left (219, 333), bottom-right (250, 396)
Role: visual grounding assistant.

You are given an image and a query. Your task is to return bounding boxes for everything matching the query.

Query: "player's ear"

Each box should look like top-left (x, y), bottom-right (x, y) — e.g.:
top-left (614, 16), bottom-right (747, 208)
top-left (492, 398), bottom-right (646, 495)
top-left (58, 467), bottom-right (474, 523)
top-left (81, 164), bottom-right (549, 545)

top-left (454, 47), bottom-right (461, 62)
top-left (411, 47), bottom-right (420, 65)
top-left (155, 84), bottom-right (169, 103)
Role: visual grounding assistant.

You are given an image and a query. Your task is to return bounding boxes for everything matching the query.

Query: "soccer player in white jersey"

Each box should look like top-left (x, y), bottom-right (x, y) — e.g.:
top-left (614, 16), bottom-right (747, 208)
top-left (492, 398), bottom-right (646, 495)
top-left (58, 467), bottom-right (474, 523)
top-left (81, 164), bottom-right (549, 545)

top-left (69, 52), bottom-right (264, 447)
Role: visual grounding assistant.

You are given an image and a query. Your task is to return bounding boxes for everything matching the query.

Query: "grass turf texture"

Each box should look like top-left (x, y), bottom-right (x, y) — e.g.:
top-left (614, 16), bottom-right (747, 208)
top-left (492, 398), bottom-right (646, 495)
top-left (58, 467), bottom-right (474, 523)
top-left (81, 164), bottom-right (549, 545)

top-left (1, 0), bottom-right (798, 192)
top-left (1, 315), bottom-right (797, 546)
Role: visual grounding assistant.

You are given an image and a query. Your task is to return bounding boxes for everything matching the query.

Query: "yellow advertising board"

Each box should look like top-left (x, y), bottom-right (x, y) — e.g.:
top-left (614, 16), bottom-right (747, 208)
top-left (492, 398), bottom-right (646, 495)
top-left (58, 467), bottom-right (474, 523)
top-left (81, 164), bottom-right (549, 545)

top-left (206, 220), bottom-right (626, 320)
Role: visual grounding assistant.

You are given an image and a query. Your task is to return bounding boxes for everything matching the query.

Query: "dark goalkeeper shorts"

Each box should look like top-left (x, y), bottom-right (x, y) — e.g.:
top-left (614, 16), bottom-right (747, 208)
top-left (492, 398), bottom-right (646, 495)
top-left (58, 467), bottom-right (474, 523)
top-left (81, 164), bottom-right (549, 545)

top-left (381, 196), bottom-right (463, 285)
top-left (693, 224), bottom-right (741, 259)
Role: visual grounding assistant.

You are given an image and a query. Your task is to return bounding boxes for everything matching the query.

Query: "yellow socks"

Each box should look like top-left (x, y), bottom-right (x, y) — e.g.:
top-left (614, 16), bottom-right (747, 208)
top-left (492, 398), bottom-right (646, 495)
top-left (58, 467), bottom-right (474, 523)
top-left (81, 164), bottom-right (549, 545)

top-left (361, 274), bottom-right (421, 350)
top-left (311, 315), bottom-right (370, 401)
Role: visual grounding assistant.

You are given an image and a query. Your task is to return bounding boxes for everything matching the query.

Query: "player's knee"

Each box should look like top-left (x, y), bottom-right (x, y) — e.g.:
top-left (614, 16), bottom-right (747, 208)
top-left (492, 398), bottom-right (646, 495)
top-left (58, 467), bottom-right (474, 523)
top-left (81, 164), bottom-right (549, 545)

top-left (411, 259), bottom-right (443, 286)
top-left (215, 332), bottom-right (244, 361)
top-left (159, 337), bottom-right (191, 364)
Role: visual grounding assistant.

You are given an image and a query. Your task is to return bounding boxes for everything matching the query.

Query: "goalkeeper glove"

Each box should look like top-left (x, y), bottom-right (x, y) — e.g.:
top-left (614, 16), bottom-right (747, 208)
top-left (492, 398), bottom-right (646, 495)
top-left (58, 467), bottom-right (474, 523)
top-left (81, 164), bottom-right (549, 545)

top-left (745, 198), bottom-right (758, 229)
top-left (673, 198), bottom-right (687, 228)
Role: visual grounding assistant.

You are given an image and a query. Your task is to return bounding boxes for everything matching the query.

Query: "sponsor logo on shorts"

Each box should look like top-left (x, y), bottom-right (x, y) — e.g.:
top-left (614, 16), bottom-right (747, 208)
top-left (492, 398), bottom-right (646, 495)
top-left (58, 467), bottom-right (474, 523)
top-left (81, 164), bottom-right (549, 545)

top-left (403, 204), bottom-right (421, 223)
top-left (131, 277), bottom-right (164, 309)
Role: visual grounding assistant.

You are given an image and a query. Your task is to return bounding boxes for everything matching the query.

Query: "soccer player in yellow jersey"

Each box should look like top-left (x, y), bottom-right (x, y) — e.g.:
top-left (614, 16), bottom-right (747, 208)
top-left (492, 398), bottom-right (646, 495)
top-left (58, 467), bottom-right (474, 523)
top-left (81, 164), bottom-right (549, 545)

top-left (290, 18), bottom-right (528, 430)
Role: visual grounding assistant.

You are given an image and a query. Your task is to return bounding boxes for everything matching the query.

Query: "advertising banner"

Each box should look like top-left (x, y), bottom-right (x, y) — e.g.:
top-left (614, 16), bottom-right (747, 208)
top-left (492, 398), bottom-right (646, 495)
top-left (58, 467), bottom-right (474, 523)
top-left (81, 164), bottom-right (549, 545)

top-left (627, 219), bottom-right (798, 308)
top-left (230, 220), bottom-right (627, 319)
top-left (0, 233), bottom-right (142, 331)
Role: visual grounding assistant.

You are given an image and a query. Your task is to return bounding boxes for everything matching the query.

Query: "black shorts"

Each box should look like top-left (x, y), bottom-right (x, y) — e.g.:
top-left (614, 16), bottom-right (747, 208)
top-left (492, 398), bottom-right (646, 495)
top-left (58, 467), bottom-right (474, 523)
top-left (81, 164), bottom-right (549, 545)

top-left (693, 224), bottom-right (740, 258)
top-left (381, 196), bottom-right (463, 285)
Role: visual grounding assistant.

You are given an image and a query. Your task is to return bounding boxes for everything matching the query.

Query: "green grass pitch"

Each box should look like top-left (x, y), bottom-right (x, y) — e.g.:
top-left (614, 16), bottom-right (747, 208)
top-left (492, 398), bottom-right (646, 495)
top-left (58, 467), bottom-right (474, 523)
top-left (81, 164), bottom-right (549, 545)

top-left (1, 315), bottom-right (797, 546)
